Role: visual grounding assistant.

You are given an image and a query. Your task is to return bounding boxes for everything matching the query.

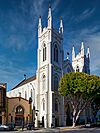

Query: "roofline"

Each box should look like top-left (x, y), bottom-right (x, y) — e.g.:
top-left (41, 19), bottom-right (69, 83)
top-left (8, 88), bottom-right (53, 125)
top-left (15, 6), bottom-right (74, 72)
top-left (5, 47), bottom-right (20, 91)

top-left (12, 75), bottom-right (36, 90)
top-left (7, 96), bottom-right (29, 102)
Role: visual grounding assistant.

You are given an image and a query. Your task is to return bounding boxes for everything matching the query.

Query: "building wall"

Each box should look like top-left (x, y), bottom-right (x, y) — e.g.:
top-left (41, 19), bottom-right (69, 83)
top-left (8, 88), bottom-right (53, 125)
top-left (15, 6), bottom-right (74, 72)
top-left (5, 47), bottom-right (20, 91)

top-left (0, 83), bottom-right (7, 125)
top-left (7, 97), bottom-right (31, 125)
top-left (7, 79), bottom-right (37, 109)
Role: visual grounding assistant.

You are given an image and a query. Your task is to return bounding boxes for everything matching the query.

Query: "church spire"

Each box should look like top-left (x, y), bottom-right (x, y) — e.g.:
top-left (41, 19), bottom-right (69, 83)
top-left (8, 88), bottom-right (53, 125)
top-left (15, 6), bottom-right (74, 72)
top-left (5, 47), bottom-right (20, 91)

top-left (38, 16), bottom-right (42, 36)
top-left (59, 17), bottom-right (63, 34)
top-left (81, 41), bottom-right (84, 56)
top-left (72, 45), bottom-right (75, 61)
top-left (48, 4), bottom-right (52, 28)
top-left (87, 47), bottom-right (90, 59)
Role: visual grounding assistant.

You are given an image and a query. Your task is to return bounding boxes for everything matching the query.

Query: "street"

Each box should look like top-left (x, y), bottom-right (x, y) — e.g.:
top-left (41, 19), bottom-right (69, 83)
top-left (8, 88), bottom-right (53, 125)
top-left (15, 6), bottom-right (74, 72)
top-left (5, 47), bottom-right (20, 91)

top-left (1, 127), bottom-right (100, 133)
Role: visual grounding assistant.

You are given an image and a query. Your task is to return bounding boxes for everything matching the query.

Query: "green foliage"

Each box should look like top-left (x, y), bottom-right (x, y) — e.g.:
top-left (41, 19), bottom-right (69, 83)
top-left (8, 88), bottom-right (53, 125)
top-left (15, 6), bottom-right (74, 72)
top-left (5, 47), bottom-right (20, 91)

top-left (59, 72), bottom-right (100, 100)
top-left (59, 72), bottom-right (100, 127)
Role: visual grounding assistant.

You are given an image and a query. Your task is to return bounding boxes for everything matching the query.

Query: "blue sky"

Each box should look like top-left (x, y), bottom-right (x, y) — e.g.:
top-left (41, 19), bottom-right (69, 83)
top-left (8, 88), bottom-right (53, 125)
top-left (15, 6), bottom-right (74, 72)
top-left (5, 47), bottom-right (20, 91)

top-left (0, 0), bottom-right (100, 91)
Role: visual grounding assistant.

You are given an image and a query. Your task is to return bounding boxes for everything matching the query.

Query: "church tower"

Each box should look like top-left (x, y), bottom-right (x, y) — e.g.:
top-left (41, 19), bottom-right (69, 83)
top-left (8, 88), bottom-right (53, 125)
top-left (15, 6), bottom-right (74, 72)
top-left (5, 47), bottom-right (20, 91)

top-left (36, 5), bottom-right (64, 128)
top-left (72, 42), bottom-right (90, 74)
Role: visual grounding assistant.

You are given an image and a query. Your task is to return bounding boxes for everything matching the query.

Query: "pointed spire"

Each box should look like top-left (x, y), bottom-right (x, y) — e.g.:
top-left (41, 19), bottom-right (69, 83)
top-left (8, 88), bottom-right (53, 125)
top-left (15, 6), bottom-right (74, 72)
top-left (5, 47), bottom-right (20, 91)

top-left (48, 4), bottom-right (51, 18)
top-left (81, 41), bottom-right (84, 49)
top-left (72, 45), bottom-right (75, 60)
top-left (38, 16), bottom-right (42, 35)
top-left (87, 47), bottom-right (90, 58)
top-left (81, 41), bottom-right (84, 56)
top-left (48, 4), bottom-right (52, 28)
top-left (72, 45), bottom-right (75, 54)
top-left (38, 16), bottom-right (42, 27)
top-left (59, 17), bottom-right (63, 34)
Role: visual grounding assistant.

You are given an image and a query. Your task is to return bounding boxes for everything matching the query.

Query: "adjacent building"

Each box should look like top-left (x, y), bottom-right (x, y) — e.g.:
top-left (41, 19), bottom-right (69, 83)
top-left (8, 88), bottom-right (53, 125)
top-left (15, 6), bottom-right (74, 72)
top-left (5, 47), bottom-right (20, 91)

top-left (0, 83), bottom-right (7, 125)
top-left (7, 97), bottom-right (32, 126)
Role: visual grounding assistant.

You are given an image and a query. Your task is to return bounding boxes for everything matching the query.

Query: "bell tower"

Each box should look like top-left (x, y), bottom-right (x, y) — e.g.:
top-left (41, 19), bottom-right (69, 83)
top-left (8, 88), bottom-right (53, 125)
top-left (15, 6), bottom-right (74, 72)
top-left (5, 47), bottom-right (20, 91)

top-left (36, 5), bottom-right (64, 128)
top-left (72, 42), bottom-right (90, 74)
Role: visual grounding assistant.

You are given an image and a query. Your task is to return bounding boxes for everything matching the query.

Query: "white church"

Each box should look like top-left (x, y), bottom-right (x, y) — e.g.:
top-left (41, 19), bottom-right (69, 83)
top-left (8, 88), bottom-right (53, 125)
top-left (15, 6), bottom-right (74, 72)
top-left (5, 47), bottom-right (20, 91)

top-left (7, 6), bottom-right (90, 128)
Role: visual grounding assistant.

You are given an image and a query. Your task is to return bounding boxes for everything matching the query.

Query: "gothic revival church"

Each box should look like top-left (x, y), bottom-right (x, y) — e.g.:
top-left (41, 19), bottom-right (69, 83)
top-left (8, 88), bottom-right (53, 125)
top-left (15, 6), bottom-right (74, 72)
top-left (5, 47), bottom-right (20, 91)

top-left (7, 6), bottom-right (90, 128)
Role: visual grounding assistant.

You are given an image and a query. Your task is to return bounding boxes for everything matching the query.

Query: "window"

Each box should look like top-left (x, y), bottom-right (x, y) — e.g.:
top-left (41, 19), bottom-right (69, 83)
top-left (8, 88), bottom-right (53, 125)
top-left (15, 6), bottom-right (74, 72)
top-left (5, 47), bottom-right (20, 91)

top-left (16, 106), bottom-right (24, 114)
top-left (55, 99), bottom-right (58, 112)
top-left (42, 98), bottom-right (45, 111)
top-left (42, 74), bottom-right (46, 91)
top-left (31, 89), bottom-right (32, 98)
top-left (19, 92), bottom-right (21, 97)
top-left (54, 75), bottom-right (59, 91)
top-left (25, 91), bottom-right (27, 99)
top-left (43, 43), bottom-right (46, 61)
top-left (76, 66), bottom-right (79, 72)
top-left (54, 44), bottom-right (58, 62)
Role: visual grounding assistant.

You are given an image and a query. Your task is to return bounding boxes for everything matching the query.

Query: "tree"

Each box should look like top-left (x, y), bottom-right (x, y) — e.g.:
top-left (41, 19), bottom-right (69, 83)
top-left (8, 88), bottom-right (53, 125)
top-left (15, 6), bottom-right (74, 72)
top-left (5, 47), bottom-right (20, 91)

top-left (59, 72), bottom-right (100, 127)
top-left (91, 96), bottom-right (100, 120)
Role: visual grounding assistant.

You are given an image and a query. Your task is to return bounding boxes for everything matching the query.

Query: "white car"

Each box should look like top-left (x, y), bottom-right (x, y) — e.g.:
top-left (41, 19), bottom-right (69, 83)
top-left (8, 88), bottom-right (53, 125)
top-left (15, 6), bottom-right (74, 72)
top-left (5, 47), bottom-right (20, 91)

top-left (0, 125), bottom-right (9, 131)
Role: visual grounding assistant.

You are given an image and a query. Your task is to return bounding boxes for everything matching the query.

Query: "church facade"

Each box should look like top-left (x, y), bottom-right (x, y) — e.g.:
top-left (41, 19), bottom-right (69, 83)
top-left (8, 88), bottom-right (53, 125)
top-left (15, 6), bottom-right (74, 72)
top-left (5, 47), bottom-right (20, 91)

top-left (7, 6), bottom-right (90, 128)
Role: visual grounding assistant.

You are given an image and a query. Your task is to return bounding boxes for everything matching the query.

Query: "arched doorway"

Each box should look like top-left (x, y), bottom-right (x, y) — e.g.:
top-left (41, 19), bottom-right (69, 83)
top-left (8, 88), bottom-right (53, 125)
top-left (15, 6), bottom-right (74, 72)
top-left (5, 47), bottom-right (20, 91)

top-left (15, 105), bottom-right (24, 126)
top-left (55, 117), bottom-right (59, 127)
top-left (42, 116), bottom-right (44, 127)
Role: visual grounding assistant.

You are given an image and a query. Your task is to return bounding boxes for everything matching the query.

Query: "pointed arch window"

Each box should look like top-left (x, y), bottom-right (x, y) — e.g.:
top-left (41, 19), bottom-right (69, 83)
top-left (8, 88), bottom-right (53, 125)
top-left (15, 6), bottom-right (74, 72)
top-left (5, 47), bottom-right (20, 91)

top-left (31, 89), bottom-right (32, 98)
top-left (19, 92), bottom-right (21, 97)
top-left (55, 99), bottom-right (58, 112)
top-left (43, 43), bottom-right (46, 61)
top-left (42, 74), bottom-right (46, 91)
top-left (54, 75), bottom-right (59, 91)
top-left (16, 106), bottom-right (24, 114)
top-left (42, 98), bottom-right (45, 111)
top-left (54, 44), bottom-right (58, 62)
top-left (25, 91), bottom-right (27, 99)
top-left (15, 106), bottom-right (24, 126)
top-left (76, 66), bottom-right (79, 72)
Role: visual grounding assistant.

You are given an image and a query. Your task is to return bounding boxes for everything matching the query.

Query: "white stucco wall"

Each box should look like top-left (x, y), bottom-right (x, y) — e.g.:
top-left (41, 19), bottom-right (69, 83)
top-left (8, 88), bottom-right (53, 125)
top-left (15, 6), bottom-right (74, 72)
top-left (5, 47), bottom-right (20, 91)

top-left (7, 79), bottom-right (37, 109)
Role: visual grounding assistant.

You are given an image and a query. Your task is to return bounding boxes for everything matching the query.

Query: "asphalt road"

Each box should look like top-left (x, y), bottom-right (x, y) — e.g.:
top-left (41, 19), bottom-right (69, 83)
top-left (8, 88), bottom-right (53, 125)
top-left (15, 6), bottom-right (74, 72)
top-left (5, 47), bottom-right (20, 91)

top-left (1, 127), bottom-right (100, 133)
top-left (62, 128), bottom-right (100, 133)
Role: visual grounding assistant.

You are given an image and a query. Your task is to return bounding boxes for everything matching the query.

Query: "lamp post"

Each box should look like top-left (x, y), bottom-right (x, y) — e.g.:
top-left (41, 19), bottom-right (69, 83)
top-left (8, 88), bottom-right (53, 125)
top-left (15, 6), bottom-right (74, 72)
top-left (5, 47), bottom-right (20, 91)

top-left (30, 83), bottom-right (35, 128)
top-left (29, 97), bottom-right (32, 123)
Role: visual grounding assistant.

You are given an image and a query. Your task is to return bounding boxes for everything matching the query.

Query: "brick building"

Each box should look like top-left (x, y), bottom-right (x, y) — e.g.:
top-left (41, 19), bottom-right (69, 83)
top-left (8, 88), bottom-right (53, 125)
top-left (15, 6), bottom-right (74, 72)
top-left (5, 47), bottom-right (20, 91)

top-left (0, 83), bottom-right (7, 124)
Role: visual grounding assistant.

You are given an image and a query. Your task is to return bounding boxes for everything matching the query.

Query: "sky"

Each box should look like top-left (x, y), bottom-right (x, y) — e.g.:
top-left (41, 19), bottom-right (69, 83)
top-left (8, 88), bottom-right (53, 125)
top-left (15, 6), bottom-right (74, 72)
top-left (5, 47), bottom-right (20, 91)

top-left (0, 0), bottom-right (100, 91)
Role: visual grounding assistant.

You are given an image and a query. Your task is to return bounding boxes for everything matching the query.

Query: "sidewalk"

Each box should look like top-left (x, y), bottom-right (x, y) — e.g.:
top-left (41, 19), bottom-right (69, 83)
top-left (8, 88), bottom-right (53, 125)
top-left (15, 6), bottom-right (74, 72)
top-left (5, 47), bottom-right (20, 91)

top-left (31, 126), bottom-right (81, 132)
top-left (58, 125), bottom-right (85, 131)
top-left (16, 125), bottom-right (84, 132)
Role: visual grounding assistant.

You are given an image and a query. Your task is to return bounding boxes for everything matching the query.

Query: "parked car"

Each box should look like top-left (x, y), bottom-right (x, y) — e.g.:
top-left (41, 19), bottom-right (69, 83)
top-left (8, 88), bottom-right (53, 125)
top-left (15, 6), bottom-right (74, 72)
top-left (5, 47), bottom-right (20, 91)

top-left (8, 123), bottom-right (15, 131)
top-left (27, 123), bottom-right (34, 130)
top-left (0, 124), bottom-right (9, 131)
top-left (85, 122), bottom-right (96, 128)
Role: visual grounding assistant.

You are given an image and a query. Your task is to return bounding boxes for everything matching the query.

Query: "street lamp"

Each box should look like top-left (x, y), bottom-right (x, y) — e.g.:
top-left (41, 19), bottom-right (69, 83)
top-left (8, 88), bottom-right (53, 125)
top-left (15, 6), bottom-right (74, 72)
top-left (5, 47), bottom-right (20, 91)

top-left (30, 83), bottom-right (35, 127)
top-left (29, 97), bottom-right (32, 123)
top-left (30, 83), bottom-right (35, 108)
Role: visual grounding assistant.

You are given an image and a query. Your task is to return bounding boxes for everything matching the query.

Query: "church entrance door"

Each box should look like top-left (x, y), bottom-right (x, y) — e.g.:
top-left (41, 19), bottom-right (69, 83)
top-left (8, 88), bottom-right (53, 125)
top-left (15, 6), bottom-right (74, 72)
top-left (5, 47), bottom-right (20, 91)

top-left (15, 105), bottom-right (24, 126)
top-left (42, 116), bottom-right (44, 127)
top-left (55, 117), bottom-right (59, 127)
